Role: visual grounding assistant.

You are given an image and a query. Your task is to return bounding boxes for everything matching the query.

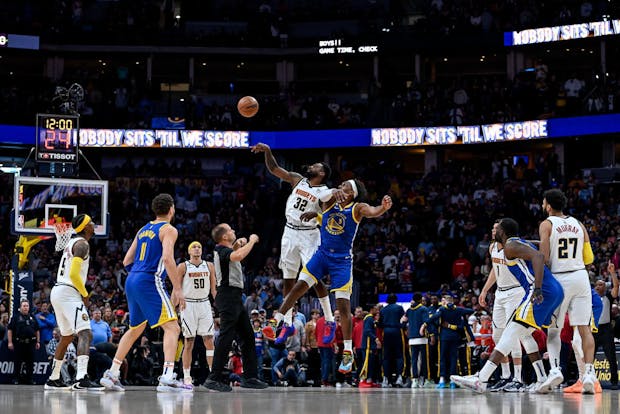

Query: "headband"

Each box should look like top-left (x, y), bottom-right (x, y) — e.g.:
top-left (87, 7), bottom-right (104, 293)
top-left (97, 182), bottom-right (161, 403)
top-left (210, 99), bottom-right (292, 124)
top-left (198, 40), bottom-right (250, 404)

top-left (188, 241), bottom-right (202, 253)
top-left (74, 215), bottom-right (92, 233)
top-left (347, 179), bottom-right (358, 198)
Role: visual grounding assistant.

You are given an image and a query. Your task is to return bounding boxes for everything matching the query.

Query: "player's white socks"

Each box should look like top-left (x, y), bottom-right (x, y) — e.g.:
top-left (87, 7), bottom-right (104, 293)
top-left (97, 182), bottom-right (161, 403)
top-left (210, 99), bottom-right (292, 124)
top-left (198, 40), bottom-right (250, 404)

top-left (110, 358), bottom-right (123, 376)
top-left (479, 361), bottom-right (497, 383)
top-left (319, 296), bottom-right (334, 322)
top-left (501, 362), bottom-right (511, 379)
top-left (162, 361), bottom-right (175, 381)
top-left (546, 328), bottom-right (561, 370)
top-left (284, 309), bottom-right (293, 326)
top-left (76, 355), bottom-right (89, 380)
top-left (49, 359), bottom-right (64, 381)
top-left (513, 364), bottom-right (522, 382)
top-left (585, 363), bottom-right (595, 376)
top-left (183, 368), bottom-right (191, 380)
top-left (533, 360), bottom-right (548, 382)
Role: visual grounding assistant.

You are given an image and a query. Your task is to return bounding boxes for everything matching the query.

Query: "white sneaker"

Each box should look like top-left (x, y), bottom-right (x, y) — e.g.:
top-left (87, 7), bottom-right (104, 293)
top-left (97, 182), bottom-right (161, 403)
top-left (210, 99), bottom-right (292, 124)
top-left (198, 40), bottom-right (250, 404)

top-left (100, 370), bottom-right (125, 392)
top-left (582, 373), bottom-right (595, 394)
top-left (157, 374), bottom-right (194, 393)
top-left (450, 375), bottom-right (486, 393)
top-left (533, 381), bottom-right (551, 394)
top-left (539, 368), bottom-right (563, 393)
top-left (411, 378), bottom-right (419, 389)
top-left (395, 376), bottom-right (404, 387)
top-left (183, 376), bottom-right (193, 386)
top-left (381, 377), bottom-right (389, 388)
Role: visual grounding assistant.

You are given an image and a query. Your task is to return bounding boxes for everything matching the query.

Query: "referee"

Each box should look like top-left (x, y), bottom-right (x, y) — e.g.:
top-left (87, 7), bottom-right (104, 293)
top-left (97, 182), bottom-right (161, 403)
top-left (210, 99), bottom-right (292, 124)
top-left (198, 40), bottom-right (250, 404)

top-left (204, 223), bottom-right (269, 392)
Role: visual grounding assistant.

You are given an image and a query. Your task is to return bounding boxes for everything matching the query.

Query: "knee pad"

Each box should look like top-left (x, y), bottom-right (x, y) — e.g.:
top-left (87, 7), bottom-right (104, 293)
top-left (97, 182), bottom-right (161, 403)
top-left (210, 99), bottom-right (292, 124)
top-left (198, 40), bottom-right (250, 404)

top-left (519, 334), bottom-right (539, 355)
top-left (492, 327), bottom-right (504, 346)
top-left (283, 269), bottom-right (298, 280)
top-left (334, 290), bottom-right (350, 300)
top-left (298, 273), bottom-right (316, 288)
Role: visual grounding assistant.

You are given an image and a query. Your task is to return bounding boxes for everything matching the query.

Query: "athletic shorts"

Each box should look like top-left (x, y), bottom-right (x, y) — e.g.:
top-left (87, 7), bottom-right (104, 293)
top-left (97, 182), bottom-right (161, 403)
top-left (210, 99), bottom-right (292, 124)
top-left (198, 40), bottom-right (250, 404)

top-left (279, 226), bottom-right (320, 279)
top-left (50, 284), bottom-right (90, 336)
top-left (591, 288), bottom-right (603, 332)
top-left (514, 275), bottom-right (564, 329)
top-left (550, 269), bottom-right (592, 329)
top-left (125, 271), bottom-right (177, 328)
top-left (180, 299), bottom-right (214, 338)
top-left (492, 285), bottom-right (524, 330)
top-left (302, 249), bottom-right (352, 296)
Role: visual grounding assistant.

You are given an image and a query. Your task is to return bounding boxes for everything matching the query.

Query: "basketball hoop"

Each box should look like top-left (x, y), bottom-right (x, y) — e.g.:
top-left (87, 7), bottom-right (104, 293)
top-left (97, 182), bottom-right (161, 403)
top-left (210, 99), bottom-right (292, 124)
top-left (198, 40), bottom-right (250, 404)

top-left (54, 222), bottom-right (74, 252)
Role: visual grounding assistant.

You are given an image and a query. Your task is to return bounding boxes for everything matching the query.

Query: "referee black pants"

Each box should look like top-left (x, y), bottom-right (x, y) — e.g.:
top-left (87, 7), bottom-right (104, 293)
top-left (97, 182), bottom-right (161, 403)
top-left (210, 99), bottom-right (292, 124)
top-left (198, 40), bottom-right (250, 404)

top-left (594, 323), bottom-right (618, 385)
top-left (208, 288), bottom-right (258, 382)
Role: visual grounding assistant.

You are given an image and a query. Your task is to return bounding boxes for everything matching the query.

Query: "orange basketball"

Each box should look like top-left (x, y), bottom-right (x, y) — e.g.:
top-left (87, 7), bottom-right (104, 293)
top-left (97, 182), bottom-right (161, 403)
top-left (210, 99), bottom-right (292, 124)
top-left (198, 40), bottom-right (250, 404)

top-left (237, 96), bottom-right (259, 118)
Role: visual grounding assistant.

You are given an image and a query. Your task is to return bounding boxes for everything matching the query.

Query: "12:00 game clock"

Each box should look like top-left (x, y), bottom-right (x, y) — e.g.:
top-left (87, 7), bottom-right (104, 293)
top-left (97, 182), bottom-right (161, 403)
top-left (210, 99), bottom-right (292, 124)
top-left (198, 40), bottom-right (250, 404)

top-left (35, 113), bottom-right (80, 163)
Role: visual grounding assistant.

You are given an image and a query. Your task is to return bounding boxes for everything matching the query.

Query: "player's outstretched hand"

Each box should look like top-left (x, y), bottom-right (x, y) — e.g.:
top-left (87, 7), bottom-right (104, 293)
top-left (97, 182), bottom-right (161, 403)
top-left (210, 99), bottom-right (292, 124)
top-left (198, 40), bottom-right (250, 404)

top-left (333, 189), bottom-right (347, 204)
top-left (382, 195), bottom-right (393, 211)
top-left (249, 234), bottom-right (259, 244)
top-left (250, 143), bottom-right (270, 153)
top-left (300, 212), bottom-right (318, 222)
top-left (608, 260), bottom-right (616, 275)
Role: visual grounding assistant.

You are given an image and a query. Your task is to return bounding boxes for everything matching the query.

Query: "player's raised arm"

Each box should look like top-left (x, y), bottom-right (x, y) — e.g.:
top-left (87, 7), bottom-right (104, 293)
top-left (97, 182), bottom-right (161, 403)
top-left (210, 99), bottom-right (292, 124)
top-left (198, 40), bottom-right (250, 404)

top-left (355, 195), bottom-right (393, 219)
top-left (538, 220), bottom-right (552, 266)
top-left (251, 142), bottom-right (303, 186)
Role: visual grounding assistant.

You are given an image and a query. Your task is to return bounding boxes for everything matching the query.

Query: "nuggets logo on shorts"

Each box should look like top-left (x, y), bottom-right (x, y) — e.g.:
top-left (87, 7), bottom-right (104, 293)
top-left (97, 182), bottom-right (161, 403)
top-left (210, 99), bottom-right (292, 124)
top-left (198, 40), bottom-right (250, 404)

top-left (82, 313), bottom-right (89, 321)
top-left (326, 213), bottom-right (346, 235)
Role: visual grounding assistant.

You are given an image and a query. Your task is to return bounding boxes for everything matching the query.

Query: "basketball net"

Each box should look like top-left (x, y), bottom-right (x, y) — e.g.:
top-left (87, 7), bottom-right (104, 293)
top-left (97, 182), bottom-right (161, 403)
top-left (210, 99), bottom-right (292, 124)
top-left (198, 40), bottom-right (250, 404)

top-left (54, 222), bottom-right (74, 252)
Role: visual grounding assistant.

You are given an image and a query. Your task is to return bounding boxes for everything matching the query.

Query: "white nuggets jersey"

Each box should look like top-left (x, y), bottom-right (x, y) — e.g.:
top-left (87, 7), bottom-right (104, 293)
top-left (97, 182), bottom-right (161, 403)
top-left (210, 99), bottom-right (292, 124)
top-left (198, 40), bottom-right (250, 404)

top-left (490, 242), bottom-right (519, 289)
top-left (547, 216), bottom-right (585, 273)
top-left (182, 260), bottom-right (211, 300)
top-left (285, 178), bottom-right (327, 228)
top-left (56, 237), bottom-right (89, 287)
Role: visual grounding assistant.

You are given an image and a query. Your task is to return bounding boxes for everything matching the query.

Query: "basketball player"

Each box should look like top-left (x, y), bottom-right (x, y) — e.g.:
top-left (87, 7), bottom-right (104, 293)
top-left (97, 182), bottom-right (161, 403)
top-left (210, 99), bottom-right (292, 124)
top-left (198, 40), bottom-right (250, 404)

top-left (538, 188), bottom-right (597, 394)
top-left (478, 222), bottom-right (526, 392)
top-left (270, 179), bottom-right (392, 374)
top-left (177, 241), bottom-right (216, 386)
top-left (251, 142), bottom-right (345, 344)
top-left (100, 193), bottom-right (191, 392)
top-left (45, 214), bottom-right (104, 390)
top-left (451, 218), bottom-right (564, 394)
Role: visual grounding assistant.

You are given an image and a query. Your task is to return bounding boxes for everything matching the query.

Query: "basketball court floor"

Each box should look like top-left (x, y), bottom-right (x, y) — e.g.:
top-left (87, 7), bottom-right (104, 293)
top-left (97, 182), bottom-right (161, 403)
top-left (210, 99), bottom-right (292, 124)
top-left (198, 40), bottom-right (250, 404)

top-left (0, 385), bottom-right (616, 414)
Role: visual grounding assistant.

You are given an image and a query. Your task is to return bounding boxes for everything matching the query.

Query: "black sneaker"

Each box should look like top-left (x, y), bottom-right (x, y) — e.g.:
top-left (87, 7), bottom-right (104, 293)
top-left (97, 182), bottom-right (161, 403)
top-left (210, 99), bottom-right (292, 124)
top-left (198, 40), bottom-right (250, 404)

top-left (489, 378), bottom-right (511, 392)
top-left (72, 375), bottom-right (105, 391)
top-left (203, 379), bottom-right (232, 392)
top-left (45, 378), bottom-right (71, 390)
top-left (240, 378), bottom-right (269, 389)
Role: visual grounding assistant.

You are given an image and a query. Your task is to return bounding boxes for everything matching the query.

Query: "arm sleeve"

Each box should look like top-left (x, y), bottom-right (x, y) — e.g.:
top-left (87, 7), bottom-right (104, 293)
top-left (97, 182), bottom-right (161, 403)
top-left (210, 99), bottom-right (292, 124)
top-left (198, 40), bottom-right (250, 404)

top-left (69, 257), bottom-right (88, 297)
top-left (316, 188), bottom-right (334, 202)
top-left (583, 241), bottom-right (594, 265)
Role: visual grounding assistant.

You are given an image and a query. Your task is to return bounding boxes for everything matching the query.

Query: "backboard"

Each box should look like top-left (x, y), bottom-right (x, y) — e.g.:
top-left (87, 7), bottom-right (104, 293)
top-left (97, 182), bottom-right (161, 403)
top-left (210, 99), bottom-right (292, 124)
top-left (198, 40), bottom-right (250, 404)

top-left (12, 176), bottom-right (108, 236)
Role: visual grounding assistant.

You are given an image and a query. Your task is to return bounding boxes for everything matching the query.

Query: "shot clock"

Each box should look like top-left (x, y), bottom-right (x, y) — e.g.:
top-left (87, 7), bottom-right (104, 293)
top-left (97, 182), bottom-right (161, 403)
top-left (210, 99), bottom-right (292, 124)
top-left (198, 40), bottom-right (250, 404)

top-left (35, 113), bottom-right (80, 163)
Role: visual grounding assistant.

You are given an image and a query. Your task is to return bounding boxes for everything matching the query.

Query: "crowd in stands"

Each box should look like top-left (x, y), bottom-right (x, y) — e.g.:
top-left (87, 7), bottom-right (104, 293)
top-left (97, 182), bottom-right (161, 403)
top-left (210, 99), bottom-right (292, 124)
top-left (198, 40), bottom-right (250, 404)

top-left (1, 148), bottom-right (619, 385)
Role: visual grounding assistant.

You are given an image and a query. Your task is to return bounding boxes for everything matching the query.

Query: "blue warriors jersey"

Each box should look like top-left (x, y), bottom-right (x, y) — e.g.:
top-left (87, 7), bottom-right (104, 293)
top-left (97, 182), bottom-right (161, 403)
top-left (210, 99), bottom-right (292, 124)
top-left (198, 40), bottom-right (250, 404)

top-left (318, 202), bottom-right (361, 255)
top-left (131, 221), bottom-right (169, 278)
top-left (504, 238), bottom-right (555, 290)
top-left (506, 237), bottom-right (564, 329)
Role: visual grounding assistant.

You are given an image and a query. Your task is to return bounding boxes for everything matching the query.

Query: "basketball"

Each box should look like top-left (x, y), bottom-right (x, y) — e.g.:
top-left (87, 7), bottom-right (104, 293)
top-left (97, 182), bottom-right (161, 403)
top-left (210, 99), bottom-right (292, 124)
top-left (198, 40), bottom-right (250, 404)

top-left (237, 96), bottom-right (259, 118)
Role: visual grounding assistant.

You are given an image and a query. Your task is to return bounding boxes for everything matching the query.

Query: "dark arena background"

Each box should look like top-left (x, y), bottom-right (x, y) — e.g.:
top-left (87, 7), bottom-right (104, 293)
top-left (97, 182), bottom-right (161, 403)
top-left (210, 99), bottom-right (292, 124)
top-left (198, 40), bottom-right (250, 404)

top-left (0, 1), bottom-right (619, 413)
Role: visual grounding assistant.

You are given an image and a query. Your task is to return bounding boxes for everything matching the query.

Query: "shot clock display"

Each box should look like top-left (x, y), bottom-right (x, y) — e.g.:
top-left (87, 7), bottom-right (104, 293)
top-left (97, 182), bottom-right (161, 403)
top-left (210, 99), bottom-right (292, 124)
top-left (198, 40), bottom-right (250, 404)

top-left (35, 113), bottom-right (79, 163)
